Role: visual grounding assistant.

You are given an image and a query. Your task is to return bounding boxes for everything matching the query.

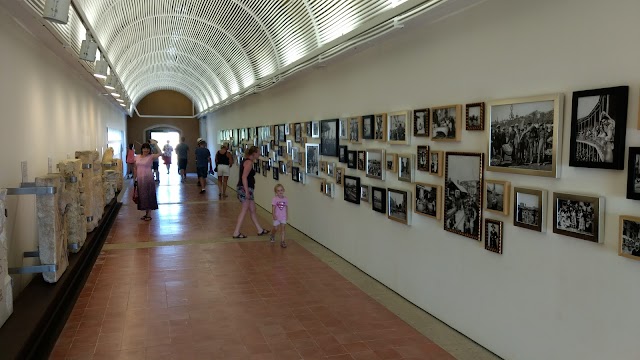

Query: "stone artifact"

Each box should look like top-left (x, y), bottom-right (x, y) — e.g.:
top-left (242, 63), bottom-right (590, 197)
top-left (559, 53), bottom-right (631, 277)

top-left (114, 159), bottom-right (123, 192)
top-left (75, 151), bottom-right (96, 232)
top-left (92, 160), bottom-right (105, 226)
top-left (0, 189), bottom-right (12, 328)
top-left (103, 170), bottom-right (117, 204)
top-left (101, 147), bottom-right (114, 164)
top-left (58, 159), bottom-right (86, 253)
top-left (35, 175), bottom-right (69, 283)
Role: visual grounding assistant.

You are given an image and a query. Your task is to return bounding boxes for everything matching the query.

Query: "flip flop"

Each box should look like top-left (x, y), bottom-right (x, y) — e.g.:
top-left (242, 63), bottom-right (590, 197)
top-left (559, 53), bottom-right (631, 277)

top-left (257, 229), bottom-right (270, 236)
top-left (232, 233), bottom-right (247, 239)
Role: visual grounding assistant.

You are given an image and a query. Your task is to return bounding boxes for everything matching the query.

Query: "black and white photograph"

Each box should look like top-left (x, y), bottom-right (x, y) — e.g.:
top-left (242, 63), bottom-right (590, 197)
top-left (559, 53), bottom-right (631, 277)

top-left (414, 108), bottom-right (429, 137)
top-left (388, 111), bottom-right (410, 145)
top-left (374, 114), bottom-right (386, 141)
top-left (262, 161), bottom-right (268, 177)
top-left (485, 180), bottom-right (510, 215)
top-left (513, 187), bottom-right (545, 232)
top-left (444, 152), bottom-right (484, 240)
top-left (305, 122), bottom-right (312, 137)
top-left (294, 123), bottom-right (302, 143)
top-left (349, 116), bottom-right (361, 143)
top-left (360, 185), bottom-right (369, 202)
top-left (553, 192), bottom-right (604, 243)
top-left (431, 105), bottom-right (461, 141)
top-left (429, 150), bottom-right (442, 176)
top-left (466, 102), bottom-right (485, 131)
top-left (335, 167), bottom-right (344, 185)
top-left (388, 188), bottom-right (411, 225)
top-left (285, 123), bottom-right (290, 136)
top-left (488, 94), bottom-right (562, 177)
top-left (272, 166), bottom-right (279, 180)
top-left (619, 215), bottom-right (640, 261)
top-left (347, 150), bottom-right (357, 169)
top-left (366, 149), bottom-right (384, 180)
top-left (320, 179), bottom-right (326, 193)
top-left (398, 154), bottom-right (414, 183)
top-left (417, 146), bottom-right (429, 172)
top-left (253, 160), bottom-right (261, 174)
top-left (627, 147), bottom-right (640, 200)
top-left (292, 166), bottom-right (300, 182)
top-left (339, 118), bottom-right (348, 139)
top-left (319, 160), bottom-right (327, 173)
top-left (286, 140), bottom-right (293, 157)
top-left (357, 151), bottom-right (365, 171)
top-left (484, 219), bottom-right (503, 254)
top-left (339, 145), bottom-right (348, 163)
top-left (386, 153), bottom-right (397, 173)
top-left (372, 187), bottom-right (386, 213)
top-left (278, 124), bottom-right (286, 142)
top-left (305, 143), bottom-right (320, 176)
top-left (279, 160), bottom-right (286, 175)
top-left (362, 115), bottom-right (374, 139)
top-left (344, 175), bottom-right (361, 205)
top-left (320, 119), bottom-right (339, 156)
top-left (311, 121), bottom-right (320, 138)
top-left (569, 86), bottom-right (628, 170)
top-left (325, 182), bottom-right (335, 198)
top-left (327, 162), bottom-right (335, 177)
top-left (291, 147), bottom-right (300, 164)
top-left (415, 183), bottom-right (440, 219)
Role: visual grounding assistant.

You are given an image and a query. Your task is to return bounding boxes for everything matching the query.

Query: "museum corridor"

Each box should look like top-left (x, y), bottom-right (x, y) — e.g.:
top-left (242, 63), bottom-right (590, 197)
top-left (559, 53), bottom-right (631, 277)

top-left (48, 173), bottom-right (493, 360)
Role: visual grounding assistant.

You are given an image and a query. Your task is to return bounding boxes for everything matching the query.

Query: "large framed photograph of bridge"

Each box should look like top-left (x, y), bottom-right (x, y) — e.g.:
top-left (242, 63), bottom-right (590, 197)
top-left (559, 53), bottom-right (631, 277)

top-left (443, 152), bottom-right (484, 241)
top-left (487, 93), bottom-right (564, 178)
top-left (569, 86), bottom-right (628, 170)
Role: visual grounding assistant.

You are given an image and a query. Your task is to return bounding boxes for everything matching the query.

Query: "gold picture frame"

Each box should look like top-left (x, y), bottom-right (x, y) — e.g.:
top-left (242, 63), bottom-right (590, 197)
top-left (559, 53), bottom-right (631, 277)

top-left (348, 116), bottom-right (362, 144)
top-left (485, 179), bottom-right (511, 216)
top-left (415, 183), bottom-right (441, 220)
top-left (465, 102), bottom-right (485, 131)
top-left (387, 110), bottom-right (411, 145)
top-left (619, 215), bottom-right (640, 261)
top-left (429, 150), bottom-right (443, 176)
top-left (484, 219), bottom-right (503, 254)
top-left (386, 153), bottom-right (398, 173)
top-left (374, 113), bottom-right (387, 141)
top-left (431, 104), bottom-right (462, 142)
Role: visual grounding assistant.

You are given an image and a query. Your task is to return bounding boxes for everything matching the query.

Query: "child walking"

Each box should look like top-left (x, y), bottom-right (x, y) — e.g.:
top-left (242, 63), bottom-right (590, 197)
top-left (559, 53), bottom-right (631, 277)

top-left (270, 184), bottom-right (288, 248)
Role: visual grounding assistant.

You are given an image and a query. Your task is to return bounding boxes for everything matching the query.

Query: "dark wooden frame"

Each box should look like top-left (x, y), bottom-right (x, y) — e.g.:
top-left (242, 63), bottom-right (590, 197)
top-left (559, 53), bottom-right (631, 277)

top-left (465, 102), bottom-right (485, 131)
top-left (371, 186), bottom-right (387, 214)
top-left (627, 147), bottom-right (640, 200)
top-left (413, 108), bottom-right (429, 137)
top-left (484, 219), bottom-right (503, 254)
top-left (320, 118), bottom-right (340, 157)
top-left (343, 175), bottom-right (361, 205)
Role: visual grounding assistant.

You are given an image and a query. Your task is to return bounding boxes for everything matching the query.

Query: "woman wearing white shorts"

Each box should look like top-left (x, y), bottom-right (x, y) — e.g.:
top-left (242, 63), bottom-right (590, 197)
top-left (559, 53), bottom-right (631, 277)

top-left (215, 145), bottom-right (233, 198)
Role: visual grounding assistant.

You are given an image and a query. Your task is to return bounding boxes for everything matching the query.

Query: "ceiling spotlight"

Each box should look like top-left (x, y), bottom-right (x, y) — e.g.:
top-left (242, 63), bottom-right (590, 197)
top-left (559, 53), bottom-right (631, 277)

top-left (110, 83), bottom-right (121, 98)
top-left (104, 74), bottom-right (116, 90)
top-left (94, 59), bottom-right (108, 79)
top-left (116, 98), bottom-right (124, 103)
top-left (79, 33), bottom-right (98, 62)
top-left (43, 0), bottom-right (71, 24)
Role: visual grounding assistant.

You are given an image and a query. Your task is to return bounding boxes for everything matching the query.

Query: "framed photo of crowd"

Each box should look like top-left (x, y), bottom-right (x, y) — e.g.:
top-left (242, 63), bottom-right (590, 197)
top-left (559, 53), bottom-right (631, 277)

top-left (619, 215), bottom-right (640, 261)
top-left (431, 104), bottom-right (462, 142)
top-left (366, 149), bottom-right (385, 180)
top-left (627, 147), bottom-right (640, 200)
top-left (443, 152), bottom-right (484, 240)
top-left (415, 183), bottom-right (441, 220)
top-left (552, 192), bottom-right (604, 243)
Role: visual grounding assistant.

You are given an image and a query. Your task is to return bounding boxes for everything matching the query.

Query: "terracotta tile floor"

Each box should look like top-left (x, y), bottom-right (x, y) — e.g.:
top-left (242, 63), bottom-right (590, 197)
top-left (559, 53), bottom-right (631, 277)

top-left (50, 173), bottom-right (498, 360)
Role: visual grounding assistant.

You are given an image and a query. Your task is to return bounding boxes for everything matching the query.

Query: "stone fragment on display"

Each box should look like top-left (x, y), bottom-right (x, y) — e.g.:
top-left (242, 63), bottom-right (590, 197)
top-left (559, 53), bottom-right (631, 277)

top-left (75, 151), bottom-right (96, 232)
top-left (92, 160), bottom-right (105, 226)
top-left (35, 175), bottom-right (69, 283)
top-left (58, 159), bottom-right (86, 252)
top-left (103, 170), bottom-right (117, 203)
top-left (0, 189), bottom-right (13, 328)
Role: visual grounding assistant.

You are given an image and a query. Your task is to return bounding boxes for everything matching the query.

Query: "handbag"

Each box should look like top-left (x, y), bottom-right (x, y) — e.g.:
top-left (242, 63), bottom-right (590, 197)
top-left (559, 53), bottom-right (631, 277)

top-left (132, 182), bottom-right (139, 204)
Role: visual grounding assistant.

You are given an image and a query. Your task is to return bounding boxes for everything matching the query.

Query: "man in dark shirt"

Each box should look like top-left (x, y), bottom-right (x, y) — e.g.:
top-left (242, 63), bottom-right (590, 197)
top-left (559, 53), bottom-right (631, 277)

top-left (175, 137), bottom-right (189, 182)
top-left (195, 138), bottom-right (213, 194)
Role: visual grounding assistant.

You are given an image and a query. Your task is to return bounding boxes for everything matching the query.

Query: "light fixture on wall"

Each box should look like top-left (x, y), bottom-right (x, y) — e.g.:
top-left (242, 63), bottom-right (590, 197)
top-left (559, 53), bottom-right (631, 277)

top-left (42, 0), bottom-right (71, 24)
top-left (94, 59), bottom-right (108, 79)
top-left (79, 33), bottom-right (98, 62)
top-left (110, 83), bottom-right (121, 98)
top-left (104, 74), bottom-right (116, 90)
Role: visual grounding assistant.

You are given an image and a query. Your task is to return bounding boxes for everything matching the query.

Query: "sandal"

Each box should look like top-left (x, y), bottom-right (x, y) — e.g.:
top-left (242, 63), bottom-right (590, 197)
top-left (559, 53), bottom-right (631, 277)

top-left (141, 216), bottom-right (152, 221)
top-left (232, 233), bottom-right (247, 239)
top-left (257, 229), bottom-right (270, 236)
top-left (280, 240), bottom-right (287, 248)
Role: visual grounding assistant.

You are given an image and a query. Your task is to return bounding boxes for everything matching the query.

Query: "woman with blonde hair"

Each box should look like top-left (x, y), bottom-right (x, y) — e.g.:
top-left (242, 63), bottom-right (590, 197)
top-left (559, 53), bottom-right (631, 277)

top-left (232, 146), bottom-right (269, 238)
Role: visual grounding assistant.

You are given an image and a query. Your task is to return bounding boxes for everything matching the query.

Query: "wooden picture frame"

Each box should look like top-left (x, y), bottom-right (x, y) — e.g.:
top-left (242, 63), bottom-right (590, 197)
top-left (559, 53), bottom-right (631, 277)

top-left (431, 104), bottom-right (462, 141)
top-left (398, 154), bottom-right (414, 183)
top-left (362, 115), bottom-right (375, 140)
top-left (619, 215), bottom-right (640, 261)
top-left (465, 102), bottom-right (485, 131)
top-left (513, 187), bottom-right (546, 232)
top-left (388, 188), bottom-right (411, 225)
top-left (387, 110), bottom-right (411, 145)
top-left (366, 149), bottom-right (385, 180)
top-left (487, 93), bottom-right (564, 178)
top-left (484, 219), bottom-right (503, 254)
top-left (319, 160), bottom-right (327, 173)
top-left (325, 182), bottom-right (335, 198)
top-left (327, 162), bottom-right (335, 177)
top-left (371, 186), bottom-right (386, 214)
top-left (569, 86), bottom-right (628, 170)
top-left (386, 153), bottom-right (397, 173)
top-left (320, 118), bottom-right (339, 156)
top-left (335, 167), bottom-right (344, 186)
top-left (413, 108), bottom-right (429, 137)
top-left (348, 116), bottom-right (362, 144)
top-left (343, 175), bottom-right (361, 205)
top-left (429, 150), bottom-right (443, 176)
top-left (553, 192), bottom-right (604, 243)
top-left (485, 179), bottom-right (511, 216)
top-left (444, 152), bottom-right (484, 241)
top-left (374, 113), bottom-right (387, 141)
top-left (417, 145), bottom-right (429, 172)
top-left (627, 147), bottom-right (640, 200)
top-left (415, 183), bottom-right (441, 220)
top-left (360, 185), bottom-right (370, 203)
top-left (357, 150), bottom-right (366, 171)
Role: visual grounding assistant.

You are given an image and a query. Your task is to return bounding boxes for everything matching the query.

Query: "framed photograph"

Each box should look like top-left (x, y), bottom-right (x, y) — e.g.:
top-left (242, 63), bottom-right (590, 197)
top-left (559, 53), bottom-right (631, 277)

top-left (291, 147), bottom-right (300, 164)
top-left (371, 187), bottom-right (387, 214)
top-left (339, 118), bottom-right (348, 140)
top-left (279, 160), bottom-right (287, 175)
top-left (360, 185), bottom-right (370, 202)
top-left (348, 116), bottom-right (362, 143)
top-left (386, 153), bottom-right (397, 173)
top-left (485, 180), bottom-right (510, 215)
top-left (262, 162), bottom-right (268, 177)
top-left (343, 175), bottom-right (361, 205)
top-left (569, 86), bottom-right (628, 170)
top-left (513, 187), bottom-right (546, 232)
top-left (327, 162), bottom-right (335, 177)
top-left (366, 149), bottom-right (385, 180)
top-left (338, 145), bottom-right (348, 163)
top-left (320, 179), bottom-right (326, 193)
top-left (294, 123), bottom-right (302, 143)
top-left (444, 152), bottom-right (484, 240)
top-left (319, 160), bottom-right (327, 173)
top-left (320, 118), bottom-right (339, 156)
top-left (325, 182), bottom-right (335, 198)
top-left (398, 154), bottom-right (414, 183)
top-left (291, 166), bottom-right (299, 182)
top-left (335, 167), bottom-right (344, 186)
top-left (285, 123), bottom-right (291, 136)
top-left (305, 122), bottom-right (312, 137)
top-left (465, 102), bottom-right (485, 131)
top-left (278, 124), bottom-right (286, 142)
top-left (429, 150), bottom-right (443, 176)
top-left (362, 115), bottom-right (375, 140)
top-left (347, 150), bottom-right (358, 169)
top-left (417, 145), bottom-right (429, 172)
top-left (311, 121), bottom-right (320, 138)
top-left (431, 104), bottom-right (462, 141)
top-left (278, 145), bottom-right (286, 157)
top-left (484, 219), bottom-right (503, 254)
top-left (305, 143), bottom-right (320, 176)
top-left (357, 151), bottom-right (366, 171)
top-left (488, 93), bottom-right (564, 178)
top-left (415, 183), bottom-right (441, 220)
top-left (619, 215), bottom-right (640, 261)
top-left (286, 140), bottom-right (293, 156)
top-left (387, 110), bottom-right (410, 145)
top-left (388, 188), bottom-right (411, 225)
top-left (253, 160), bottom-right (261, 173)
top-left (301, 136), bottom-right (307, 147)
top-left (374, 113), bottom-right (387, 141)
top-left (553, 192), bottom-right (604, 243)
top-left (273, 166), bottom-right (279, 180)
top-left (413, 108), bottom-right (429, 137)
top-left (627, 147), bottom-right (640, 200)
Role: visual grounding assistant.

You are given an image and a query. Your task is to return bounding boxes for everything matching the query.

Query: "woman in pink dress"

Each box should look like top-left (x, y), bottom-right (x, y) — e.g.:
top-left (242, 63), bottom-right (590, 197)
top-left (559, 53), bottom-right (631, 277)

top-left (133, 143), bottom-right (162, 221)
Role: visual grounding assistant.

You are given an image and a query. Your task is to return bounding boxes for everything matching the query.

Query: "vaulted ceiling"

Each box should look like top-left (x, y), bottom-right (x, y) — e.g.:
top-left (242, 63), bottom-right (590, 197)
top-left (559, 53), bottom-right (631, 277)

top-left (20, 0), bottom-right (467, 115)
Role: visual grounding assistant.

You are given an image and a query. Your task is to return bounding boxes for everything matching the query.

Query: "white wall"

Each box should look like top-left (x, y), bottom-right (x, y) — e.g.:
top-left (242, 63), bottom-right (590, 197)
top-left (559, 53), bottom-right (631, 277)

top-left (0, 7), bottom-right (126, 295)
top-left (206, 0), bottom-right (640, 358)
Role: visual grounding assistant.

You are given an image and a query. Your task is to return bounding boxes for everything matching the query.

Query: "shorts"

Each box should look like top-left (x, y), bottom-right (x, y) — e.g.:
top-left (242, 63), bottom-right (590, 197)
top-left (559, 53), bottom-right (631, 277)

top-left (178, 158), bottom-right (187, 171)
top-left (162, 155), bottom-right (171, 164)
top-left (273, 219), bottom-right (287, 226)
top-left (217, 164), bottom-right (230, 177)
top-left (237, 186), bottom-right (254, 202)
top-left (152, 161), bottom-right (159, 171)
top-left (197, 166), bottom-right (208, 178)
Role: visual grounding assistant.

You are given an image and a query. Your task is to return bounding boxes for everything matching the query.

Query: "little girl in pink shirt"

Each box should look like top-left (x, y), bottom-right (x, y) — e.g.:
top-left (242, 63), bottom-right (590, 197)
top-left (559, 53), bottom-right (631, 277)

top-left (270, 184), bottom-right (288, 248)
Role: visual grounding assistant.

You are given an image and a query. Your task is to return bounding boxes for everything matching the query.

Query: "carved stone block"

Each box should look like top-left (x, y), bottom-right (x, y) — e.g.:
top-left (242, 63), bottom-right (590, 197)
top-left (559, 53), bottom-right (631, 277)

top-left (35, 175), bottom-right (68, 283)
top-left (0, 189), bottom-right (12, 328)
top-left (114, 159), bottom-right (123, 192)
top-left (58, 159), bottom-right (86, 253)
top-left (75, 151), bottom-right (96, 232)
top-left (103, 170), bottom-right (117, 204)
top-left (92, 160), bottom-right (105, 227)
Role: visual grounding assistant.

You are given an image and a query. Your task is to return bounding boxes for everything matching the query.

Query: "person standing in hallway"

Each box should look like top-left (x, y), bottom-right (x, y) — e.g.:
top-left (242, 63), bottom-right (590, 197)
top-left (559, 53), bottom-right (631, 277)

top-left (162, 140), bottom-right (173, 174)
top-left (133, 143), bottom-right (162, 221)
top-left (125, 143), bottom-right (135, 179)
top-left (270, 184), bottom-right (288, 248)
top-left (215, 144), bottom-right (233, 198)
top-left (232, 146), bottom-right (269, 239)
top-left (175, 136), bottom-right (189, 182)
top-left (195, 138), bottom-right (213, 194)
top-left (149, 139), bottom-right (161, 183)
